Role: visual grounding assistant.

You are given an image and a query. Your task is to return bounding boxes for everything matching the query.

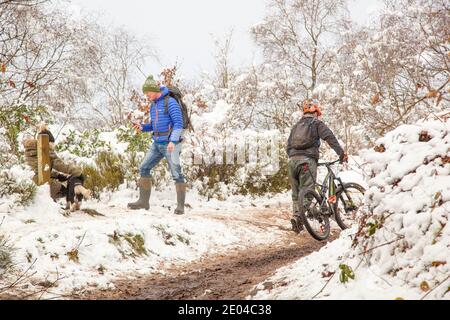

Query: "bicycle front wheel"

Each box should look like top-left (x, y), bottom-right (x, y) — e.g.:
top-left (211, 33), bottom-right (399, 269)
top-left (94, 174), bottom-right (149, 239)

top-left (334, 183), bottom-right (366, 230)
top-left (298, 189), bottom-right (330, 241)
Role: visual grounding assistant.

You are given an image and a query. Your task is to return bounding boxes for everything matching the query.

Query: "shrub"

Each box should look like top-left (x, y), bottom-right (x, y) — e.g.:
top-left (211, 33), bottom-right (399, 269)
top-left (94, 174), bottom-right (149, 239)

top-left (0, 234), bottom-right (12, 270)
top-left (56, 125), bottom-right (291, 199)
top-left (236, 154), bottom-right (289, 196)
top-left (116, 126), bottom-right (151, 153)
top-left (184, 135), bottom-right (290, 199)
top-left (82, 152), bottom-right (125, 198)
top-left (56, 128), bottom-right (108, 158)
top-left (0, 166), bottom-right (36, 207)
top-left (0, 104), bottom-right (50, 158)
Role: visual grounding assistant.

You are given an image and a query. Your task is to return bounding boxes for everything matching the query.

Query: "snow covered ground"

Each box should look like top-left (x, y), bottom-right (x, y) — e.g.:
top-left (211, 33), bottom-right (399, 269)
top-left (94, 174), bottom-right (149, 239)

top-left (5, 117), bottom-right (444, 301)
top-left (251, 118), bottom-right (450, 300)
top-left (0, 134), bottom-right (369, 299)
top-left (0, 183), bottom-right (292, 298)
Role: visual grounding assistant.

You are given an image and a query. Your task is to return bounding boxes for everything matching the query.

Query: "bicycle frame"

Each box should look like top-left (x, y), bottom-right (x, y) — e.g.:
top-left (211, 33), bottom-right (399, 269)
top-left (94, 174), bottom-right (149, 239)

top-left (307, 160), bottom-right (343, 216)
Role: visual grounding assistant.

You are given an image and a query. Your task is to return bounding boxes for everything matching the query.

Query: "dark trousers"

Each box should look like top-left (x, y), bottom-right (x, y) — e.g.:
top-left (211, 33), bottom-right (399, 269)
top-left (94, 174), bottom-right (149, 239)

top-left (288, 158), bottom-right (317, 202)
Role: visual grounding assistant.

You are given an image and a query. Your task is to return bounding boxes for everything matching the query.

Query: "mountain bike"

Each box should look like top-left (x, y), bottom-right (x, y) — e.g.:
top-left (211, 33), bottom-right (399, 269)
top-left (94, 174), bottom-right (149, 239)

top-left (298, 160), bottom-right (366, 241)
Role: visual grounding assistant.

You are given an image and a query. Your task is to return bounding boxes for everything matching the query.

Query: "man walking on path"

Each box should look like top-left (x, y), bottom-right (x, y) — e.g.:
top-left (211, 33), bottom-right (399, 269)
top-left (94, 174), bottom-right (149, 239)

top-left (287, 99), bottom-right (348, 233)
top-left (128, 75), bottom-right (187, 215)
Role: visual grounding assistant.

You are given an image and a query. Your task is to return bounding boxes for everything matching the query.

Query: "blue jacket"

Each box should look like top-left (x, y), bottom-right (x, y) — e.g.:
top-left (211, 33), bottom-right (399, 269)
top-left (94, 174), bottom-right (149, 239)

top-left (141, 87), bottom-right (184, 143)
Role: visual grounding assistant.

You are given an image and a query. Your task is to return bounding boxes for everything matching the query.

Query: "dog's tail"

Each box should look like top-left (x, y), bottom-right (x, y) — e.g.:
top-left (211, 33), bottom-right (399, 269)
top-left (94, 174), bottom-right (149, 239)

top-left (74, 185), bottom-right (92, 200)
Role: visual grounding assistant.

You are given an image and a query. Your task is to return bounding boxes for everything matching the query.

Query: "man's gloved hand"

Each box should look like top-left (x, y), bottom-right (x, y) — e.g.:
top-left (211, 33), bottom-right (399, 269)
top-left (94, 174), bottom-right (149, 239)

top-left (340, 152), bottom-right (349, 163)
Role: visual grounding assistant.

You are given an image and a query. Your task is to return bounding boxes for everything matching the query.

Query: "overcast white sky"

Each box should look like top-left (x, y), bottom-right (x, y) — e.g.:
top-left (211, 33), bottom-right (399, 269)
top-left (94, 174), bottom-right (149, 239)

top-left (68, 0), bottom-right (382, 79)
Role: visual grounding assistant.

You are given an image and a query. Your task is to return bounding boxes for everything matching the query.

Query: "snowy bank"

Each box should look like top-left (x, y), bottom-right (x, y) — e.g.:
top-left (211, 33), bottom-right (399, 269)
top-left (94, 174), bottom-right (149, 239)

top-left (251, 118), bottom-right (450, 300)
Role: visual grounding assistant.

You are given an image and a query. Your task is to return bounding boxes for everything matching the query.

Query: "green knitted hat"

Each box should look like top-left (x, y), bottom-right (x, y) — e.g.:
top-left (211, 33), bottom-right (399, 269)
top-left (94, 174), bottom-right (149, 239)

top-left (142, 75), bottom-right (161, 93)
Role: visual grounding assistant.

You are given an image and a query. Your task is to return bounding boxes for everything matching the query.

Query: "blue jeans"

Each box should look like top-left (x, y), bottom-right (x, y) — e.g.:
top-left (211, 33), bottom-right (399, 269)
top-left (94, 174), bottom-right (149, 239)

top-left (140, 142), bottom-right (185, 184)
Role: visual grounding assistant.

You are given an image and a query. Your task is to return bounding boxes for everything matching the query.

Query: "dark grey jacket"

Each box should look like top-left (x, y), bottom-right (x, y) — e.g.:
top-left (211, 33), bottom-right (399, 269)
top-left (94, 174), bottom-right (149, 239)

top-left (287, 115), bottom-right (344, 161)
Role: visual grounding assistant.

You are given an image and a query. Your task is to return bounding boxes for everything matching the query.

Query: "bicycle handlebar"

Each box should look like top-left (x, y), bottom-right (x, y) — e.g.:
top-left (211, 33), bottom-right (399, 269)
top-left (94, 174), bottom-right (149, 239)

top-left (317, 159), bottom-right (341, 166)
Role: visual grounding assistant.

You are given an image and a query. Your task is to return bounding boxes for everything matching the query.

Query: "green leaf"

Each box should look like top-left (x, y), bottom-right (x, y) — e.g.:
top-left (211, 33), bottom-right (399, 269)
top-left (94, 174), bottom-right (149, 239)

top-left (367, 221), bottom-right (379, 236)
top-left (339, 264), bottom-right (355, 284)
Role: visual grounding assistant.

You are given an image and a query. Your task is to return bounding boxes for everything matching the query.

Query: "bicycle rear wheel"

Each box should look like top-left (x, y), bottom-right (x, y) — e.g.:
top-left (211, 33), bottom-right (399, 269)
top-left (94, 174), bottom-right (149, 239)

top-left (298, 189), bottom-right (330, 241)
top-left (334, 183), bottom-right (366, 230)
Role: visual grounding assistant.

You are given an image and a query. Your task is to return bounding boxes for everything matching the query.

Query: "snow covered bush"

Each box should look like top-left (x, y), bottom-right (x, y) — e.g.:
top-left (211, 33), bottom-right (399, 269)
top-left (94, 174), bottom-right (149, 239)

top-left (0, 105), bottom-right (50, 157)
top-left (81, 152), bottom-right (126, 198)
top-left (0, 165), bottom-right (36, 208)
top-left (54, 99), bottom-right (291, 200)
top-left (55, 128), bottom-right (110, 159)
top-left (319, 0), bottom-right (449, 152)
top-left (56, 126), bottom-right (290, 200)
top-left (0, 127), bottom-right (37, 209)
top-left (354, 117), bottom-right (450, 294)
top-left (183, 127), bottom-right (289, 199)
top-left (0, 126), bottom-right (14, 166)
top-left (252, 116), bottom-right (450, 300)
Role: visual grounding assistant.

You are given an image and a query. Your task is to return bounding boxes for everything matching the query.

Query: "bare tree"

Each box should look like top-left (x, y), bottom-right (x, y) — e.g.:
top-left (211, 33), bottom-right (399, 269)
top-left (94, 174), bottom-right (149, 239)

top-left (236, 0), bottom-right (350, 131)
top-left (0, 2), bottom-right (88, 107)
top-left (251, 0), bottom-right (347, 96)
top-left (320, 0), bottom-right (449, 151)
top-left (78, 27), bottom-right (158, 127)
top-left (0, 1), bottom-right (159, 129)
top-left (212, 29), bottom-right (234, 90)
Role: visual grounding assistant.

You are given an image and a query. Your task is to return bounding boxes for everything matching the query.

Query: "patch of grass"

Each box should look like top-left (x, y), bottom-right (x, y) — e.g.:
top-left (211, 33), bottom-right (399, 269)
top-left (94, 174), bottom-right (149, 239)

top-left (154, 225), bottom-right (190, 246)
top-left (366, 221), bottom-right (380, 236)
top-left (176, 234), bottom-right (190, 246)
top-left (123, 233), bottom-right (147, 256)
top-left (0, 234), bottom-right (13, 269)
top-left (24, 219), bottom-right (35, 224)
top-left (108, 230), bottom-right (147, 257)
top-left (25, 251), bottom-right (33, 263)
top-left (154, 225), bottom-right (176, 246)
top-left (108, 230), bottom-right (121, 245)
top-left (0, 171), bottom-right (37, 206)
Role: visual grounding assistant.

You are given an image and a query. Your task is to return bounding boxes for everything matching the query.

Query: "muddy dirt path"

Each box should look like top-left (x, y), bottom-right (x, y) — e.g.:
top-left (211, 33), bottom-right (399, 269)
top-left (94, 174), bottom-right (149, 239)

top-left (80, 229), bottom-right (338, 300)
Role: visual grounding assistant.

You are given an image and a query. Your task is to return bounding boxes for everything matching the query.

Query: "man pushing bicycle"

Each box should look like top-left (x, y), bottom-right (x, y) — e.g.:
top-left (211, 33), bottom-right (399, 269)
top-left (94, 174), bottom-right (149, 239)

top-left (287, 99), bottom-right (348, 234)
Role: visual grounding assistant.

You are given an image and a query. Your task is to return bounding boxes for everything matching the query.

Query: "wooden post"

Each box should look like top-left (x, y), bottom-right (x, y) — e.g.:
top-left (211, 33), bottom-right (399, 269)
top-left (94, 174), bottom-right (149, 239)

top-left (37, 134), bottom-right (51, 186)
